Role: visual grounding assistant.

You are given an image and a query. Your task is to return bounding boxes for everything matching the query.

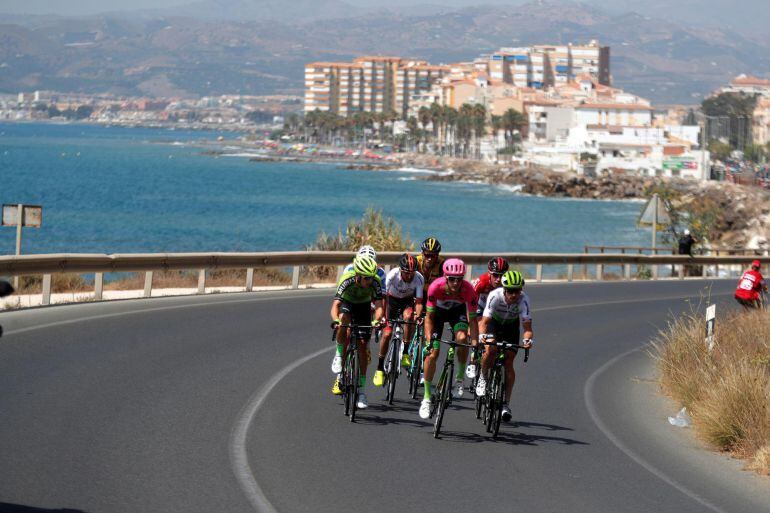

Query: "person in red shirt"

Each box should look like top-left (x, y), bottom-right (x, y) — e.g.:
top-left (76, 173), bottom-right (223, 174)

top-left (734, 259), bottom-right (768, 310)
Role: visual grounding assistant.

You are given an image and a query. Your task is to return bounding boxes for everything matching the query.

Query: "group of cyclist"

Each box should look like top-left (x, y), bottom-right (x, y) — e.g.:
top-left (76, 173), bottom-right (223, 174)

top-left (329, 237), bottom-right (534, 422)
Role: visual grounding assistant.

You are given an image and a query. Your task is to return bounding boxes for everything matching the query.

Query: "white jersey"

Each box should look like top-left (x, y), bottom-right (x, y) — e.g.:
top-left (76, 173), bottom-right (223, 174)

top-left (385, 267), bottom-right (424, 299)
top-left (482, 288), bottom-right (531, 324)
top-left (343, 263), bottom-right (387, 287)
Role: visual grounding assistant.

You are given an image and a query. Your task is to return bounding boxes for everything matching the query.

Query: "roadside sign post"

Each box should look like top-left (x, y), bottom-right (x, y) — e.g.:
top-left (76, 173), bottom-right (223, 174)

top-left (705, 304), bottom-right (716, 352)
top-left (638, 194), bottom-right (671, 279)
top-left (2, 204), bottom-right (43, 289)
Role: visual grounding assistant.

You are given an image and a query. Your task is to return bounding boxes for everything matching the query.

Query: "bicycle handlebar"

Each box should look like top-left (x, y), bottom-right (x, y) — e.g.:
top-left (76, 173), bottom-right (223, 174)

top-left (480, 340), bottom-right (531, 362)
top-left (438, 339), bottom-right (474, 348)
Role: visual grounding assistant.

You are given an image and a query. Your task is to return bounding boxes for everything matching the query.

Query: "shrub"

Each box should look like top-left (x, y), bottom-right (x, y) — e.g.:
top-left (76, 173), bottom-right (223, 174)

top-left (653, 309), bottom-right (770, 474)
top-left (305, 207), bottom-right (413, 281)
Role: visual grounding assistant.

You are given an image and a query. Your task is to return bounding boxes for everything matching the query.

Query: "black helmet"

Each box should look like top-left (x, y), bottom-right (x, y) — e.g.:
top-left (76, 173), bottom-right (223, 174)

top-left (421, 237), bottom-right (442, 253)
top-left (487, 257), bottom-right (509, 274)
top-left (399, 253), bottom-right (417, 272)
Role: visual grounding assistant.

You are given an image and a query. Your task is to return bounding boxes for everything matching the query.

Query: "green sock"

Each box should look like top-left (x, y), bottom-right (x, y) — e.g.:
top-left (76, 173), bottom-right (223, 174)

top-left (424, 380), bottom-right (432, 400)
top-left (335, 343), bottom-right (343, 356)
top-left (456, 362), bottom-right (466, 381)
top-left (359, 375), bottom-right (366, 388)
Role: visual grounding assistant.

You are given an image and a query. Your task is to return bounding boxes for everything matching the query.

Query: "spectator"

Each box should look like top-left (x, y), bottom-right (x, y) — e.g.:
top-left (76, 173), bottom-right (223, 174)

top-left (734, 260), bottom-right (768, 310)
top-left (678, 229), bottom-right (698, 256)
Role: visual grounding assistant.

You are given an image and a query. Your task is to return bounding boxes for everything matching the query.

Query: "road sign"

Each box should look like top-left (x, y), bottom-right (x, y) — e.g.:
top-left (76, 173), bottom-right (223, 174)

top-left (2, 204), bottom-right (42, 228)
top-left (637, 195), bottom-right (670, 228)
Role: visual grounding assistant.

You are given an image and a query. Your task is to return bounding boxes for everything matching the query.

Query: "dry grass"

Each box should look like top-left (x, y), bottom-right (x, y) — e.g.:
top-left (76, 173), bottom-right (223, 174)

top-left (104, 268), bottom-right (291, 290)
top-left (14, 273), bottom-right (91, 294)
top-left (653, 309), bottom-right (770, 474)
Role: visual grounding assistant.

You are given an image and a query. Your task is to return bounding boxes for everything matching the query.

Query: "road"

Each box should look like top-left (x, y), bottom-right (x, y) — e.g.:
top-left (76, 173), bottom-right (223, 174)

top-left (0, 280), bottom-right (768, 513)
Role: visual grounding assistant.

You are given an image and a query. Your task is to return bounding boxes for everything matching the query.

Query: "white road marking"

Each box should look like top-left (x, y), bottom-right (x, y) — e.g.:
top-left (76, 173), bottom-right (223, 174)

top-left (584, 346), bottom-right (728, 513)
top-left (229, 346), bottom-right (333, 513)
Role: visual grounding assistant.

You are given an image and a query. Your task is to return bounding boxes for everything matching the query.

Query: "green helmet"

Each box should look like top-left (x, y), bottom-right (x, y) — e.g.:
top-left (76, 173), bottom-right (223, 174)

top-left (353, 255), bottom-right (378, 278)
top-left (501, 270), bottom-right (525, 289)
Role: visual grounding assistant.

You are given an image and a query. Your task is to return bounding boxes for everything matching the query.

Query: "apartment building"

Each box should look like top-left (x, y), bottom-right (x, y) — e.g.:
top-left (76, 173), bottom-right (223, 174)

top-left (720, 74), bottom-right (770, 96)
top-left (479, 41), bottom-right (610, 89)
top-left (305, 57), bottom-right (448, 117)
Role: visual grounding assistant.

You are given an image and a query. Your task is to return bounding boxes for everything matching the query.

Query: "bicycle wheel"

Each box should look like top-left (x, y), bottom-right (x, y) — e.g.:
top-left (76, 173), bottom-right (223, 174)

top-left (350, 347), bottom-right (360, 423)
top-left (386, 332), bottom-right (400, 405)
top-left (433, 364), bottom-right (452, 438)
top-left (343, 349), bottom-right (354, 417)
top-left (474, 375), bottom-right (484, 420)
top-left (410, 341), bottom-right (423, 400)
top-left (486, 366), bottom-right (501, 433)
top-left (492, 368), bottom-right (506, 438)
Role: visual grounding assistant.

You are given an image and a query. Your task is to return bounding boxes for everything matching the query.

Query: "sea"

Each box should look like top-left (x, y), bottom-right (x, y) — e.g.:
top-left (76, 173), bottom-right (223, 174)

top-left (0, 122), bottom-right (652, 256)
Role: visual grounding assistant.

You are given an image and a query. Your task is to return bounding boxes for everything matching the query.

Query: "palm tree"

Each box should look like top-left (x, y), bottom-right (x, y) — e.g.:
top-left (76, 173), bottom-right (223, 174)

top-left (417, 106), bottom-right (432, 153)
top-left (471, 103), bottom-right (487, 159)
top-left (502, 108), bottom-right (527, 153)
top-left (491, 114), bottom-right (503, 153)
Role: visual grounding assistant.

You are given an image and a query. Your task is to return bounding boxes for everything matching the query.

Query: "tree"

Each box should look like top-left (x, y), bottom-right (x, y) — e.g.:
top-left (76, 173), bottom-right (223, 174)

top-left (707, 140), bottom-right (732, 161)
top-left (502, 108), bottom-right (526, 152)
top-left (701, 92), bottom-right (757, 150)
top-left (743, 143), bottom-right (767, 163)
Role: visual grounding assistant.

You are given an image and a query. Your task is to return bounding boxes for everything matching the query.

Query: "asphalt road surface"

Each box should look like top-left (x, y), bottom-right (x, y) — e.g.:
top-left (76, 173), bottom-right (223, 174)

top-left (0, 280), bottom-right (768, 513)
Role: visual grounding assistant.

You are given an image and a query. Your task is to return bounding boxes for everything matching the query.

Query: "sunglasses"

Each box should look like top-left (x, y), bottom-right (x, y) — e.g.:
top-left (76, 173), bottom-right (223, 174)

top-left (447, 277), bottom-right (463, 283)
top-left (490, 272), bottom-right (503, 278)
top-left (504, 288), bottom-right (522, 294)
top-left (358, 276), bottom-right (373, 282)
top-left (423, 252), bottom-right (438, 258)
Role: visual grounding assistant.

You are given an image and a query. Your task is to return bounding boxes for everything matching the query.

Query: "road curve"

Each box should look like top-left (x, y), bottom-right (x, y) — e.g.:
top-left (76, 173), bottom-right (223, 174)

top-left (0, 280), bottom-right (768, 513)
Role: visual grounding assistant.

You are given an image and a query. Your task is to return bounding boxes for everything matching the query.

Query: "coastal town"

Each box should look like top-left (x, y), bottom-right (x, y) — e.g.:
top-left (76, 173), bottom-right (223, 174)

top-left (2, 40), bottom-right (770, 187)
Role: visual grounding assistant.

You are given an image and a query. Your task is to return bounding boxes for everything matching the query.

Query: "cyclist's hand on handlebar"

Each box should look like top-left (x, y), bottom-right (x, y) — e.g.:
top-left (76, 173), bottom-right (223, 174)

top-left (480, 333), bottom-right (494, 342)
top-left (371, 318), bottom-right (385, 329)
top-left (330, 319), bottom-right (341, 329)
top-left (416, 316), bottom-right (424, 326)
top-left (522, 338), bottom-right (533, 348)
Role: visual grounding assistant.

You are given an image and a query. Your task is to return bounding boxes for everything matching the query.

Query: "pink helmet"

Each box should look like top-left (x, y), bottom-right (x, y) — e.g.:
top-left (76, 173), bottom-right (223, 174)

top-left (443, 258), bottom-right (466, 277)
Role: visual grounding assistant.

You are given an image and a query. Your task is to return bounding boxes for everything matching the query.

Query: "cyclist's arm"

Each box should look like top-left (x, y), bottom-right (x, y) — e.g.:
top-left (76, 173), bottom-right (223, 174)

top-left (331, 299), bottom-right (342, 323)
top-left (520, 294), bottom-right (533, 341)
top-left (478, 315), bottom-right (492, 336)
top-left (522, 319), bottom-right (533, 341)
top-left (413, 299), bottom-right (424, 319)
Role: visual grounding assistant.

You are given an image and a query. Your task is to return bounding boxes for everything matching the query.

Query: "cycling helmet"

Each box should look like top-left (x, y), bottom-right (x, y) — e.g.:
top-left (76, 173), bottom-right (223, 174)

top-left (488, 257), bottom-right (509, 274)
top-left (752, 259), bottom-right (761, 269)
top-left (421, 237), bottom-right (442, 253)
top-left (357, 245), bottom-right (377, 261)
top-left (353, 255), bottom-right (378, 278)
top-left (442, 258), bottom-right (466, 277)
top-left (399, 253), bottom-right (417, 272)
top-left (501, 270), bottom-right (525, 289)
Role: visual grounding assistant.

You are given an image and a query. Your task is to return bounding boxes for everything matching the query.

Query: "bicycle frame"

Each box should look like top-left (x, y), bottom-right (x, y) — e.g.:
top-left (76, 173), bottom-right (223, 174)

top-left (333, 323), bottom-right (372, 422)
top-left (478, 339), bottom-right (530, 438)
top-left (431, 338), bottom-right (473, 439)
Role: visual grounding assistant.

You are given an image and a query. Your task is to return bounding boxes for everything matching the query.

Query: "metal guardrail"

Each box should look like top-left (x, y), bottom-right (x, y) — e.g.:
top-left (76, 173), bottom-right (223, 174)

top-left (0, 251), bottom-right (765, 306)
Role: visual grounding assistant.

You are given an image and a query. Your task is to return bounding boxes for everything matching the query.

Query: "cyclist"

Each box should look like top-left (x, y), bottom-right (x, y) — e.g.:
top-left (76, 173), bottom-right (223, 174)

top-left (416, 237), bottom-right (445, 296)
top-left (342, 245), bottom-right (387, 288)
top-left (475, 270), bottom-right (533, 423)
top-left (734, 259), bottom-right (768, 310)
top-left (419, 258), bottom-right (479, 419)
top-left (330, 255), bottom-right (385, 409)
top-left (467, 257), bottom-right (509, 379)
top-left (373, 253), bottom-right (425, 387)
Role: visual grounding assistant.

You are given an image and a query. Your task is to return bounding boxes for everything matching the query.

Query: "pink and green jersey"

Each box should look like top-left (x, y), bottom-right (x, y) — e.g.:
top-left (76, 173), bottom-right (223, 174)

top-left (425, 277), bottom-right (478, 317)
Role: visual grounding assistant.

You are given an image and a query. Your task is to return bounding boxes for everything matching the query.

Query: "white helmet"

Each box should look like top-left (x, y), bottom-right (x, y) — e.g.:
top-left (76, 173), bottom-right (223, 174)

top-left (357, 245), bottom-right (377, 261)
top-left (684, 229), bottom-right (690, 236)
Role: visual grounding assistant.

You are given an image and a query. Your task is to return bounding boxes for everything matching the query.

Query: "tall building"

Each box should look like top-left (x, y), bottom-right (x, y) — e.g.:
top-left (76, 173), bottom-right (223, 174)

top-left (305, 57), bottom-right (448, 117)
top-left (482, 41), bottom-right (610, 89)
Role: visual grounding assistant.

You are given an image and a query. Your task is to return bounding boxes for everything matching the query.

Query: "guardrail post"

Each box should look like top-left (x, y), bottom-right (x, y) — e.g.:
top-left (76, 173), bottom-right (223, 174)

top-left (596, 264), bottom-right (603, 281)
top-left (678, 265), bottom-right (685, 280)
top-left (336, 266), bottom-right (344, 282)
top-left (652, 265), bottom-right (658, 280)
top-left (197, 269), bottom-right (206, 294)
top-left (466, 265), bottom-right (473, 280)
top-left (624, 264), bottom-right (631, 280)
top-left (536, 264), bottom-right (542, 282)
top-left (292, 266), bottom-right (300, 289)
top-left (94, 272), bottom-right (104, 300)
top-left (567, 264), bottom-right (573, 282)
top-left (42, 274), bottom-right (52, 305)
top-left (246, 268), bottom-right (254, 292)
top-left (144, 271), bottom-right (153, 297)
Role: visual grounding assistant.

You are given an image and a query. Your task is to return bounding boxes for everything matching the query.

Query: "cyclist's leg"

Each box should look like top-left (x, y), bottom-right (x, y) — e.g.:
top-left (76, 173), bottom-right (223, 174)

top-left (501, 321), bottom-right (520, 402)
top-left (423, 312), bottom-right (445, 400)
top-left (449, 305), bottom-right (470, 381)
top-left (402, 303), bottom-right (415, 351)
top-left (378, 297), bottom-right (403, 372)
top-left (350, 302), bottom-right (373, 390)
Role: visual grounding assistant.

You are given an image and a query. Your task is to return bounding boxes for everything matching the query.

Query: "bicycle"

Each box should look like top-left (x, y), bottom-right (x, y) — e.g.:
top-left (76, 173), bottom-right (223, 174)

top-left (406, 323), bottom-right (425, 399)
top-left (332, 323), bottom-right (371, 423)
top-left (430, 338), bottom-right (473, 439)
top-left (478, 338), bottom-right (530, 438)
top-left (382, 319), bottom-right (418, 405)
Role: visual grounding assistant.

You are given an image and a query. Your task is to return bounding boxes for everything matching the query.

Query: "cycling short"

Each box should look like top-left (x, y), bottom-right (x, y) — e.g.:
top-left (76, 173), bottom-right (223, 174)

top-left (430, 304), bottom-right (469, 342)
top-left (484, 318), bottom-right (520, 355)
top-left (386, 296), bottom-right (415, 323)
top-left (735, 296), bottom-right (761, 309)
top-left (339, 300), bottom-right (373, 340)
